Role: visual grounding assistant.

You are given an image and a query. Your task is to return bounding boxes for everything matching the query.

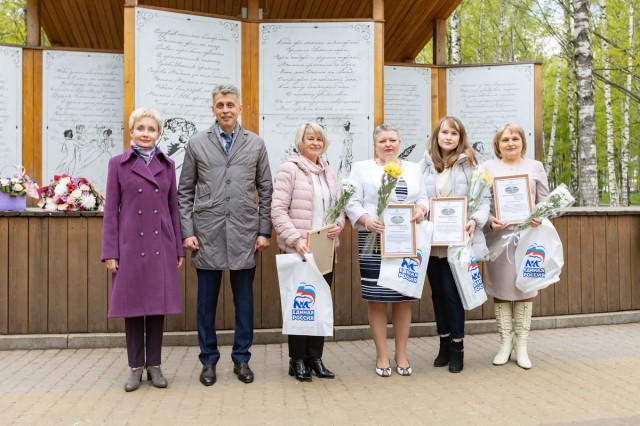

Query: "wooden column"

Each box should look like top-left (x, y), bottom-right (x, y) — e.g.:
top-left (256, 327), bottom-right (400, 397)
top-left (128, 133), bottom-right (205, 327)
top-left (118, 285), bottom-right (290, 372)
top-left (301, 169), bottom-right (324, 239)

top-left (241, 0), bottom-right (260, 133)
top-left (432, 19), bottom-right (447, 118)
top-left (534, 63), bottom-right (543, 162)
top-left (26, 0), bottom-right (41, 46)
top-left (373, 0), bottom-right (384, 127)
top-left (123, 1), bottom-right (137, 149)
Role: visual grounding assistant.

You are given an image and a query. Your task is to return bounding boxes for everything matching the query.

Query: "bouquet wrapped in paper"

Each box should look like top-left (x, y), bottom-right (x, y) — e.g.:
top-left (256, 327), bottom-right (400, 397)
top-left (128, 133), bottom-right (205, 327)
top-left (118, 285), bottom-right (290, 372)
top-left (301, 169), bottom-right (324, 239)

top-left (0, 165), bottom-right (40, 211)
top-left (485, 183), bottom-right (575, 261)
top-left (326, 179), bottom-right (358, 224)
top-left (38, 174), bottom-right (104, 212)
top-left (363, 159), bottom-right (403, 254)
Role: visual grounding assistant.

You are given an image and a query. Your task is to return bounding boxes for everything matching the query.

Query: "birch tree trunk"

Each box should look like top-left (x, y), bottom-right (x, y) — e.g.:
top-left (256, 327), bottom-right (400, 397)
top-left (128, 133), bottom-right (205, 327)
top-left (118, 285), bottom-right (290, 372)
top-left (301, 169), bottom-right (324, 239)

top-left (545, 59), bottom-right (563, 183)
top-left (620, 3), bottom-right (634, 206)
top-left (478, 0), bottom-right (485, 63)
top-left (451, 10), bottom-right (461, 65)
top-left (573, 0), bottom-right (598, 206)
top-left (600, 0), bottom-right (618, 206)
top-left (566, 0), bottom-right (579, 198)
top-left (496, 0), bottom-right (506, 62)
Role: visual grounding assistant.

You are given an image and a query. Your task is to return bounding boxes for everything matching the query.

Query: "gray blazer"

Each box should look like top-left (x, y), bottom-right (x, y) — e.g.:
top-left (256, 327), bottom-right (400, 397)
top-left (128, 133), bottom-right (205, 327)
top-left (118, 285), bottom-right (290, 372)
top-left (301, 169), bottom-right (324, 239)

top-left (178, 123), bottom-right (273, 270)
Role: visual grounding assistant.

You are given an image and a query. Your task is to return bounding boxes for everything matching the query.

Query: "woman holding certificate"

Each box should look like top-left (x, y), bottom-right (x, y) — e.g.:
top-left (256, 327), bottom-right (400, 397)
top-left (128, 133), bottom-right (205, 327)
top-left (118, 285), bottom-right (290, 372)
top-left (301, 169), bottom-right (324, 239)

top-left (271, 122), bottom-right (344, 382)
top-left (346, 124), bottom-right (428, 377)
top-left (483, 123), bottom-right (549, 370)
top-left (421, 116), bottom-right (490, 373)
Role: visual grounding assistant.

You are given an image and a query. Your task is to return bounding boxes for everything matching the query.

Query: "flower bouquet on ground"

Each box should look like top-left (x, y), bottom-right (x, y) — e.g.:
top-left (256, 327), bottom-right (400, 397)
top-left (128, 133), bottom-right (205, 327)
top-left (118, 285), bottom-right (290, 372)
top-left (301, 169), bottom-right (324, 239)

top-left (0, 165), bottom-right (40, 211)
top-left (363, 158), bottom-right (403, 254)
top-left (38, 174), bottom-right (104, 212)
top-left (326, 178), bottom-right (358, 224)
top-left (485, 183), bottom-right (575, 261)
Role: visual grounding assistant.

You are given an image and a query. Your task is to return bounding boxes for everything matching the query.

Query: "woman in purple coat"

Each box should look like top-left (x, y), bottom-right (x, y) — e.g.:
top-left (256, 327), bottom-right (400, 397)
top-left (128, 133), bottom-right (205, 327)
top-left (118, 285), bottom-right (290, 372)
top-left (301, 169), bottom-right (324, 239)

top-left (102, 107), bottom-right (185, 392)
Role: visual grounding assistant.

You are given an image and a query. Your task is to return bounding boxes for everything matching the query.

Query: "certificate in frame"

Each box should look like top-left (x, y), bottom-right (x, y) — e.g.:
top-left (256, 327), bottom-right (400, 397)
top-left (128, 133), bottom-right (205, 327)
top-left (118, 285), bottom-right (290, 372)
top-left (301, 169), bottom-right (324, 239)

top-left (492, 174), bottom-right (533, 224)
top-left (381, 204), bottom-right (417, 258)
top-left (306, 224), bottom-right (336, 275)
top-left (429, 197), bottom-right (467, 246)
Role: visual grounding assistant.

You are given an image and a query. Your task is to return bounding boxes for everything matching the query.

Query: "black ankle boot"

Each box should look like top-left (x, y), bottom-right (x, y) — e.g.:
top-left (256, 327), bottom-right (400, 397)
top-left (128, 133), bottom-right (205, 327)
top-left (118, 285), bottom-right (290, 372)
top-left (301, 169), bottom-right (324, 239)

top-left (288, 359), bottom-right (312, 382)
top-left (434, 336), bottom-right (450, 367)
top-left (449, 339), bottom-right (464, 373)
top-left (308, 358), bottom-right (335, 379)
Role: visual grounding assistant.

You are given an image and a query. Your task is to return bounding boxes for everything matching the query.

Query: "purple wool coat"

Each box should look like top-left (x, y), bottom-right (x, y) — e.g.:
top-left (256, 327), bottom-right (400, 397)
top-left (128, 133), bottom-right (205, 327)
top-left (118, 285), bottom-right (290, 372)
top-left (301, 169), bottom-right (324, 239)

top-left (102, 148), bottom-right (185, 318)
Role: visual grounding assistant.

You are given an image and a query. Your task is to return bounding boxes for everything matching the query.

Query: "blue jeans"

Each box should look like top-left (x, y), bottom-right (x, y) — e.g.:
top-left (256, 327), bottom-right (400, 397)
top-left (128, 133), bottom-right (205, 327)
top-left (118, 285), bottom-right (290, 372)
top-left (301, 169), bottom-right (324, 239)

top-left (196, 268), bottom-right (255, 365)
top-left (427, 257), bottom-right (465, 339)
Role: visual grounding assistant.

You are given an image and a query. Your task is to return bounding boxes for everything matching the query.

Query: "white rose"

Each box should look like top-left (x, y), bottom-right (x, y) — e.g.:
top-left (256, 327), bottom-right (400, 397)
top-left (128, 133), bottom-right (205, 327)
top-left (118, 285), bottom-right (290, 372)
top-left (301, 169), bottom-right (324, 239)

top-left (45, 202), bottom-right (58, 211)
top-left (80, 184), bottom-right (90, 191)
top-left (71, 188), bottom-right (82, 198)
top-left (54, 183), bottom-right (68, 196)
top-left (57, 203), bottom-right (67, 211)
top-left (0, 178), bottom-right (9, 187)
top-left (13, 183), bottom-right (24, 192)
top-left (59, 177), bottom-right (71, 186)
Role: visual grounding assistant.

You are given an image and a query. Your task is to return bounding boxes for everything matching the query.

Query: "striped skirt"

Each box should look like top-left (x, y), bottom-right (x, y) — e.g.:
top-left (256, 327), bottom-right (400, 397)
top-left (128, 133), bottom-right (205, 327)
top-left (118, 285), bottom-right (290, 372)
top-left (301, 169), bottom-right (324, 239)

top-left (358, 231), bottom-right (417, 302)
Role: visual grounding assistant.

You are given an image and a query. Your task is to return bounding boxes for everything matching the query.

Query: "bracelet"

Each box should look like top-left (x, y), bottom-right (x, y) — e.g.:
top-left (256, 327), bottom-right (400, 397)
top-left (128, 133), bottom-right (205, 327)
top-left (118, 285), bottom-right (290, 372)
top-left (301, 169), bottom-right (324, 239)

top-left (364, 217), bottom-right (372, 231)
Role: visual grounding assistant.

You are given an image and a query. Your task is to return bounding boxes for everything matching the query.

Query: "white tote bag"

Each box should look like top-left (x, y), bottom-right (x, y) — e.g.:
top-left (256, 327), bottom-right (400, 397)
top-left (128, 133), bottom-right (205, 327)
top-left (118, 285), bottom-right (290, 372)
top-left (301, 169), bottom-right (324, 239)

top-left (515, 218), bottom-right (564, 293)
top-left (377, 221), bottom-right (433, 299)
top-left (276, 253), bottom-right (334, 336)
top-left (447, 242), bottom-right (488, 310)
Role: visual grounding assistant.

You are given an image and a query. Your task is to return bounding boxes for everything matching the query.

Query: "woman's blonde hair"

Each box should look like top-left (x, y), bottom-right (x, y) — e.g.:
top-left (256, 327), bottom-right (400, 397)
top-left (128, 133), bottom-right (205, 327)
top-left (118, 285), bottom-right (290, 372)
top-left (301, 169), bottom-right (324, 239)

top-left (128, 107), bottom-right (163, 131)
top-left (492, 123), bottom-right (527, 159)
top-left (294, 122), bottom-right (330, 155)
top-left (428, 116), bottom-right (477, 173)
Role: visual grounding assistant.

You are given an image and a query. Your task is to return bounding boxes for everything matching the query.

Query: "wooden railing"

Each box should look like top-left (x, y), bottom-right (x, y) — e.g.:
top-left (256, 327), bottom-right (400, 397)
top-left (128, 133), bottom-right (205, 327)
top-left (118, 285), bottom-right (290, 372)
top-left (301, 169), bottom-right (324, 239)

top-left (1, 207), bottom-right (639, 335)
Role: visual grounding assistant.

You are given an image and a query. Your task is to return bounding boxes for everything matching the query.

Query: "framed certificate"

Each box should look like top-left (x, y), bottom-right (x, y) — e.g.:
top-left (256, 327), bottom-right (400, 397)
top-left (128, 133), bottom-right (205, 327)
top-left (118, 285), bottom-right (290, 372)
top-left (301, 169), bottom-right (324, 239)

top-left (381, 204), bottom-right (416, 257)
top-left (430, 197), bottom-right (467, 246)
top-left (306, 224), bottom-right (336, 275)
top-left (492, 174), bottom-right (533, 224)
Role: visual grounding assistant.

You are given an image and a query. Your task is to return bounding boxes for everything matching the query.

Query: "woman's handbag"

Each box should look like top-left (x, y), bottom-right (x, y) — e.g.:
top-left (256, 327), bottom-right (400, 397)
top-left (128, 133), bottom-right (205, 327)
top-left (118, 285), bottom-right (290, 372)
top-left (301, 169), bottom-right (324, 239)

top-left (276, 253), bottom-right (334, 336)
top-left (515, 218), bottom-right (564, 292)
top-left (377, 221), bottom-right (433, 299)
top-left (447, 242), bottom-right (488, 310)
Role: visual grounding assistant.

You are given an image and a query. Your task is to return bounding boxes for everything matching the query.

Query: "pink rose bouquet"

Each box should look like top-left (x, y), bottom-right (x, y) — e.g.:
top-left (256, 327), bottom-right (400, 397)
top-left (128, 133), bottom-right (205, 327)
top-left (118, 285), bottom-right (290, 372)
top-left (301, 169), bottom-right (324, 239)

top-left (38, 174), bottom-right (104, 212)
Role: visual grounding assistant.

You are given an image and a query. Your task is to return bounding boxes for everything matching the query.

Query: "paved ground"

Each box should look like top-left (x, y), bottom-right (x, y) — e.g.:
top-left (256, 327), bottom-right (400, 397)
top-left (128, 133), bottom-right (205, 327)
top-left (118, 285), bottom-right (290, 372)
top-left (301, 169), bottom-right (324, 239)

top-left (1, 323), bottom-right (640, 425)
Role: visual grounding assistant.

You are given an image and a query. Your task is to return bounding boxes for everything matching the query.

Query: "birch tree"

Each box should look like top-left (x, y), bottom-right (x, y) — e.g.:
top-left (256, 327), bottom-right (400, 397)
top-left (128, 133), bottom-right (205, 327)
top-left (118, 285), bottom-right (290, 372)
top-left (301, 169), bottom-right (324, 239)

top-left (620, 3), bottom-right (634, 206)
top-left (573, 0), bottom-right (599, 206)
top-left (566, 1), bottom-right (579, 198)
top-left (451, 10), bottom-right (461, 64)
top-left (599, 0), bottom-right (618, 206)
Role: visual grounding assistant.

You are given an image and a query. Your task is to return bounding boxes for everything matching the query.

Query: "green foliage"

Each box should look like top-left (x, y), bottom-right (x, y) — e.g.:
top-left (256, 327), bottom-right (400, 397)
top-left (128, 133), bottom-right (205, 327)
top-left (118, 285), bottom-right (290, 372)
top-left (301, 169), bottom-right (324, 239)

top-left (0, 0), bottom-right (26, 45)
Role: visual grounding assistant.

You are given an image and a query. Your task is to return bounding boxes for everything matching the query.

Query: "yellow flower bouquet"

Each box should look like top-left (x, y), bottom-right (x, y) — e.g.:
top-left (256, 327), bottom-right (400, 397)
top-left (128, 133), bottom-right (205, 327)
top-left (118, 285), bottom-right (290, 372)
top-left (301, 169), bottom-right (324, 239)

top-left (363, 158), bottom-right (403, 254)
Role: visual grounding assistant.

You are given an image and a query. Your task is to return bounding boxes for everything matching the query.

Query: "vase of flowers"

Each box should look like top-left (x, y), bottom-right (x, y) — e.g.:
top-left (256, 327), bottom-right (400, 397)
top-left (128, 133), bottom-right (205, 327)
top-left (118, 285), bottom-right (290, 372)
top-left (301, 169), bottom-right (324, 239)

top-left (0, 165), bottom-right (40, 211)
top-left (37, 174), bottom-right (104, 212)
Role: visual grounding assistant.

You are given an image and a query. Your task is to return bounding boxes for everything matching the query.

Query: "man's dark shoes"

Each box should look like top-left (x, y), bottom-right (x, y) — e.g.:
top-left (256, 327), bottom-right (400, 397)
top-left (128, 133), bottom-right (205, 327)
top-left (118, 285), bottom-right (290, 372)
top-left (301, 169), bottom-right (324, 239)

top-left (199, 364), bottom-right (216, 386)
top-left (233, 362), bottom-right (254, 383)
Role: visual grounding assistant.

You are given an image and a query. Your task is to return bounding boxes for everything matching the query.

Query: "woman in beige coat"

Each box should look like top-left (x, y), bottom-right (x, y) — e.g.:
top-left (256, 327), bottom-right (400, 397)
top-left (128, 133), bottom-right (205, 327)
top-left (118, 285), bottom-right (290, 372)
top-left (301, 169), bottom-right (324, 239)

top-left (483, 123), bottom-right (549, 370)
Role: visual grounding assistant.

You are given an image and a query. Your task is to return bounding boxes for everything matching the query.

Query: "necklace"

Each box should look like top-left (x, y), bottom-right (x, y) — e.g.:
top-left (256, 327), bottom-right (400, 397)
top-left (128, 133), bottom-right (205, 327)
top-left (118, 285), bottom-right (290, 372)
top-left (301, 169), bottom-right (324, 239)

top-left (375, 158), bottom-right (385, 166)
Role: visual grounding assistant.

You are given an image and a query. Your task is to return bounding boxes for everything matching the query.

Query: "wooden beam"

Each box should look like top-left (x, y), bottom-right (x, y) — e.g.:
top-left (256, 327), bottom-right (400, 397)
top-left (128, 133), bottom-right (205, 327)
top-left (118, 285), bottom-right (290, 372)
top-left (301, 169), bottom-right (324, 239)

top-left (372, 0), bottom-right (384, 20)
top-left (123, 5), bottom-right (136, 149)
top-left (374, 21), bottom-right (384, 126)
top-left (241, 21), bottom-right (259, 132)
top-left (534, 63), bottom-right (543, 162)
top-left (26, 0), bottom-right (41, 46)
top-left (432, 18), bottom-right (446, 65)
top-left (247, 0), bottom-right (259, 19)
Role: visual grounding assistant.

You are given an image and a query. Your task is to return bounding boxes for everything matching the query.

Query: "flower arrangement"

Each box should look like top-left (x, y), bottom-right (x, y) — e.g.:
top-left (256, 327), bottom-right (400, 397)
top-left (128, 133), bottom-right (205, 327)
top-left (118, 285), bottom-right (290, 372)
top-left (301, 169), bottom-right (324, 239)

top-left (363, 158), bottom-right (403, 254)
top-left (326, 178), bottom-right (358, 224)
top-left (467, 167), bottom-right (492, 217)
top-left (37, 174), bottom-right (104, 212)
top-left (485, 183), bottom-right (575, 261)
top-left (0, 165), bottom-right (39, 210)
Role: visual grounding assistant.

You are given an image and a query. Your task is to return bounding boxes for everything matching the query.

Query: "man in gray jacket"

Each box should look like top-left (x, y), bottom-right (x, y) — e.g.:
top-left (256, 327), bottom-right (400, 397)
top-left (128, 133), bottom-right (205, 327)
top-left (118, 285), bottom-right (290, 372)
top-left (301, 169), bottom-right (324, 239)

top-left (178, 83), bottom-right (273, 386)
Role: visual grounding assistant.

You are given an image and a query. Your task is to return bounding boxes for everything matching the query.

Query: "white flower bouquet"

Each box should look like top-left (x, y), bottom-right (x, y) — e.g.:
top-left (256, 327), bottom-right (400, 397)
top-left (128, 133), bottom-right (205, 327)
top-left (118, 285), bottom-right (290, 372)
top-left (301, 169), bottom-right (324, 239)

top-left (326, 178), bottom-right (358, 224)
top-left (38, 174), bottom-right (104, 212)
top-left (485, 183), bottom-right (575, 261)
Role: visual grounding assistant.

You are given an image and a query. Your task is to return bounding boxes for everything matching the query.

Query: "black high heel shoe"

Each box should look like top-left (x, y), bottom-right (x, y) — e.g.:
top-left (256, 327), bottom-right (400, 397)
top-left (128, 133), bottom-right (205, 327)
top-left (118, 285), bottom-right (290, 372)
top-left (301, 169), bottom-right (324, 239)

top-left (308, 358), bottom-right (335, 379)
top-left (288, 359), bottom-right (312, 382)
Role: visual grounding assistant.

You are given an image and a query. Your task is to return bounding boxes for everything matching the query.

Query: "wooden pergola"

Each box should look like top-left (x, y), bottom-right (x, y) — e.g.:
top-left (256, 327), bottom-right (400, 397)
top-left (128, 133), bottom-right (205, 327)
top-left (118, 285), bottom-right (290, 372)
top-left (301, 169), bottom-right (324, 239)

top-left (27, 0), bottom-right (458, 64)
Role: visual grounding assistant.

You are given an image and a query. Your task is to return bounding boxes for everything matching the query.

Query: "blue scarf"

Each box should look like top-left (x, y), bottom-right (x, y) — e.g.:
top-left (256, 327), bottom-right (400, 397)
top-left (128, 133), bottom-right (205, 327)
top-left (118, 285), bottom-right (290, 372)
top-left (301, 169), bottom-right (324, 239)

top-left (131, 142), bottom-right (157, 164)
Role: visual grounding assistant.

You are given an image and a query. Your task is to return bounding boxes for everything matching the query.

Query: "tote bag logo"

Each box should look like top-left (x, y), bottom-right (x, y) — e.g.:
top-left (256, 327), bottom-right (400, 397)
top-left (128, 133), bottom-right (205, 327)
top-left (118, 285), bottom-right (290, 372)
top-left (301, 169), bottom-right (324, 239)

top-left (398, 249), bottom-right (423, 283)
top-left (523, 244), bottom-right (546, 278)
top-left (468, 256), bottom-right (483, 292)
top-left (292, 283), bottom-right (316, 321)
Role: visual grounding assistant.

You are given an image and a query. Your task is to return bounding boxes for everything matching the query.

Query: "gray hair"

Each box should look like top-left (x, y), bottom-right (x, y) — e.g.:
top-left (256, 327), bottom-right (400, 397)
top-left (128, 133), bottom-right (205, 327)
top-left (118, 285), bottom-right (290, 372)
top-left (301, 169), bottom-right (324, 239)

top-left (212, 84), bottom-right (241, 102)
top-left (372, 123), bottom-right (400, 143)
top-left (129, 107), bottom-right (163, 131)
top-left (294, 122), bottom-right (330, 155)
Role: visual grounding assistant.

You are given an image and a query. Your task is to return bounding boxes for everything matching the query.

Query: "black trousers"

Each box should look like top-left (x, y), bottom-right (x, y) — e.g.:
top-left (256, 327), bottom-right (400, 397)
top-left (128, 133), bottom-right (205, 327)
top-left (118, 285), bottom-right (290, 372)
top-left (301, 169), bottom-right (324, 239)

top-left (124, 315), bottom-right (165, 368)
top-left (288, 272), bottom-right (333, 360)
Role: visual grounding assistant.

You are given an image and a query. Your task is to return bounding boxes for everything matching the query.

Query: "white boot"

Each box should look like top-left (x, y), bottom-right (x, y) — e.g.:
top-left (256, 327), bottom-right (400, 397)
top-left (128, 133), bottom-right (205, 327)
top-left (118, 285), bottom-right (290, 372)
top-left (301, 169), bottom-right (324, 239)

top-left (514, 301), bottom-right (533, 369)
top-left (493, 302), bottom-right (514, 365)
